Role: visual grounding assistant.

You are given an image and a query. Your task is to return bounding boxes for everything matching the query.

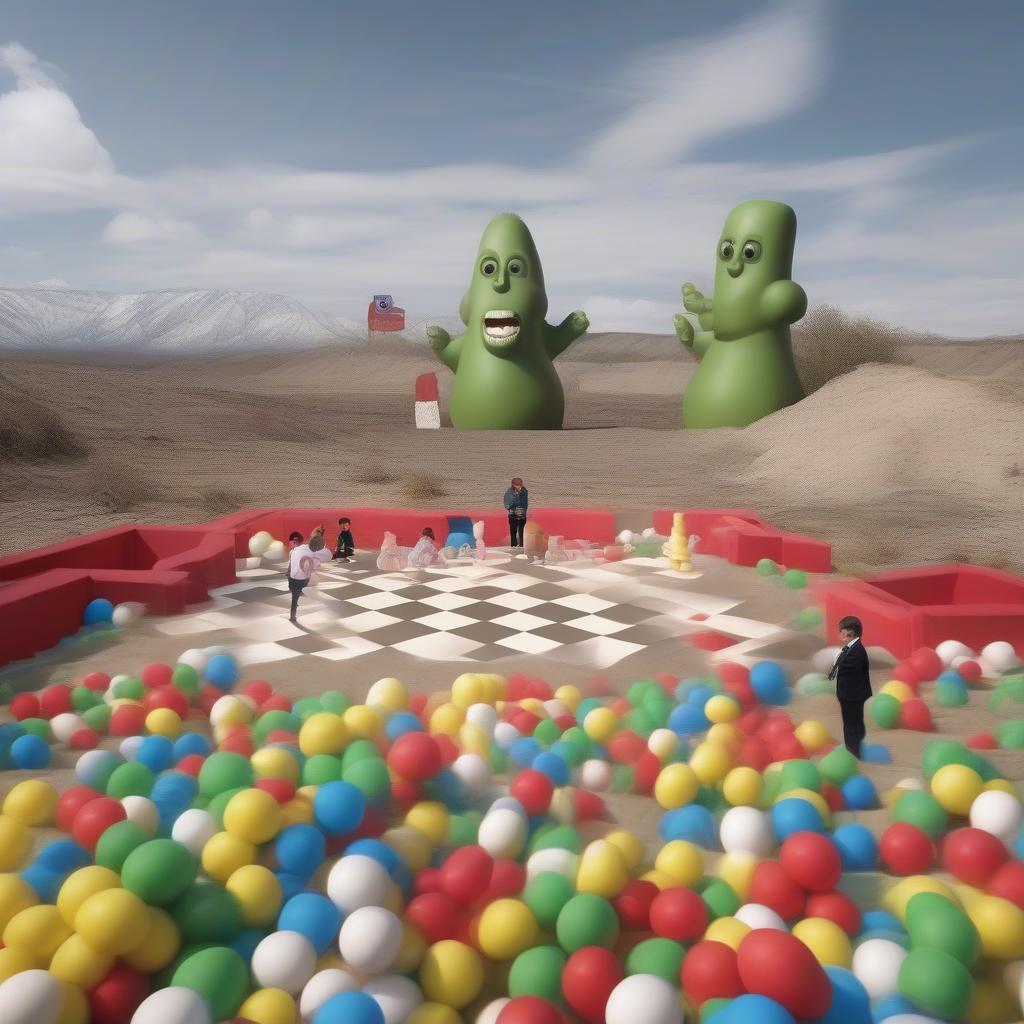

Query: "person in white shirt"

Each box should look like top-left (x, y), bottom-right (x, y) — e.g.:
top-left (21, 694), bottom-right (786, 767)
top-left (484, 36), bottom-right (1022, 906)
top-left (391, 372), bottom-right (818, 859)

top-left (287, 526), bottom-right (332, 623)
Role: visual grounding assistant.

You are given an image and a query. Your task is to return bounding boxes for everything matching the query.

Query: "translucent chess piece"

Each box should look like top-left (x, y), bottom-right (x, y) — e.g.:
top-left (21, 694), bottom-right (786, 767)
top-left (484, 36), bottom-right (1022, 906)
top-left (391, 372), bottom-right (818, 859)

top-left (546, 535), bottom-right (569, 564)
top-left (473, 520), bottom-right (487, 561)
top-left (376, 531), bottom-right (403, 572)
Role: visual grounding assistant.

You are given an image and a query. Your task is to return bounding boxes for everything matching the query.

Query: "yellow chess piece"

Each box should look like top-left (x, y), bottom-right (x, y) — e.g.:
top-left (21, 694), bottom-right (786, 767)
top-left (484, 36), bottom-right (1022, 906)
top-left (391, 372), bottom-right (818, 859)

top-left (662, 512), bottom-right (692, 572)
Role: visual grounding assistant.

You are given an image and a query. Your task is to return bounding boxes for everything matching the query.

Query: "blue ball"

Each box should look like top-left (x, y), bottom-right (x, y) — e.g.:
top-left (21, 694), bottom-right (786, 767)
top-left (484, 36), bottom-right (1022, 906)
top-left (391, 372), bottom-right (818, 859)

top-left (660, 804), bottom-right (718, 848)
top-left (36, 839), bottom-right (90, 874)
top-left (750, 661), bottom-right (790, 705)
top-left (532, 750), bottom-right (570, 786)
top-left (150, 771), bottom-right (198, 806)
top-left (276, 824), bottom-right (326, 878)
top-left (840, 775), bottom-right (878, 810)
top-left (818, 966), bottom-right (871, 1024)
top-left (345, 838), bottom-right (402, 876)
top-left (859, 742), bottom-right (892, 764)
top-left (669, 703), bottom-right (709, 735)
top-left (229, 927), bottom-right (266, 964)
top-left (428, 767), bottom-right (468, 809)
top-left (707, 993), bottom-right (796, 1024)
top-left (938, 669), bottom-right (964, 684)
top-left (509, 737), bottom-right (542, 767)
top-left (686, 684), bottom-right (717, 707)
top-left (76, 749), bottom-right (121, 787)
top-left (204, 653), bottom-right (238, 690)
top-left (83, 598), bottom-right (114, 625)
top-left (136, 735), bottom-right (175, 773)
top-left (771, 797), bottom-right (825, 841)
top-left (10, 733), bottom-right (50, 769)
top-left (1015, 822), bottom-right (1024, 860)
top-left (20, 864), bottom-right (63, 902)
top-left (278, 892), bottom-right (343, 954)
top-left (860, 909), bottom-right (904, 935)
top-left (174, 732), bottom-right (212, 761)
top-left (276, 871), bottom-right (307, 902)
top-left (385, 712), bottom-right (424, 741)
top-left (832, 823), bottom-right (878, 871)
top-left (314, 991), bottom-right (385, 1024)
top-left (314, 780), bottom-right (366, 835)
top-left (871, 994), bottom-right (920, 1022)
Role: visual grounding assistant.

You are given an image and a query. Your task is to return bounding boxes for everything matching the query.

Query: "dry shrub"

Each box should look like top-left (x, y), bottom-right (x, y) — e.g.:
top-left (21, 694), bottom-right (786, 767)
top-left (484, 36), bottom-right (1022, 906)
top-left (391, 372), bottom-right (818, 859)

top-left (792, 305), bottom-right (911, 394)
top-left (199, 485), bottom-right (246, 516)
top-left (0, 371), bottom-right (88, 462)
top-left (401, 473), bottom-right (447, 502)
top-left (89, 459), bottom-right (157, 513)
top-left (358, 466), bottom-right (398, 486)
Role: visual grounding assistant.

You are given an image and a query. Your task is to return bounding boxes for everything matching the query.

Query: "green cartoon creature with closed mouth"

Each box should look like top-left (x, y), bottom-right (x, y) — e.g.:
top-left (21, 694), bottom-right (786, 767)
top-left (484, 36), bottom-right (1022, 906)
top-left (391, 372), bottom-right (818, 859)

top-left (427, 213), bottom-right (589, 430)
top-left (674, 199), bottom-right (807, 428)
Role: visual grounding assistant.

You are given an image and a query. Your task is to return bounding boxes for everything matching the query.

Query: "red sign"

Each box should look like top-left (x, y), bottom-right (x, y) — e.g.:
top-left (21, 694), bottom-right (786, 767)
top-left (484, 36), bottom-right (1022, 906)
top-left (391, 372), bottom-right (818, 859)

top-left (368, 295), bottom-right (406, 332)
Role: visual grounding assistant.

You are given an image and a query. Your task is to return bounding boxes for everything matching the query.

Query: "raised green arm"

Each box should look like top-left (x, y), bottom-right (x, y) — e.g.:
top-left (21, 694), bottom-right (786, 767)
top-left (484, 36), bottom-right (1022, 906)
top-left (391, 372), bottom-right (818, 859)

top-left (544, 310), bottom-right (589, 360)
top-left (427, 325), bottom-right (465, 372)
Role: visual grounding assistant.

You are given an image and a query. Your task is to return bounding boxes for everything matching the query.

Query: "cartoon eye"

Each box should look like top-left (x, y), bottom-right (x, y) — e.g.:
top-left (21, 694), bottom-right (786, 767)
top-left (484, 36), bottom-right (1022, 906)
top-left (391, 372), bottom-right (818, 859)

top-left (719, 240), bottom-right (735, 260)
top-left (480, 258), bottom-right (498, 276)
top-left (742, 240), bottom-right (762, 262)
top-left (508, 258), bottom-right (525, 276)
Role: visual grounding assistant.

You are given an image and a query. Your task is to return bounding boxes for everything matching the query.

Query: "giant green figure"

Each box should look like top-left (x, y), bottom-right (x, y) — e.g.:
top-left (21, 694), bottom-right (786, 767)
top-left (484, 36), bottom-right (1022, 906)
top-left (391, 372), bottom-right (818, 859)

top-left (427, 213), bottom-right (589, 429)
top-left (673, 200), bottom-right (807, 429)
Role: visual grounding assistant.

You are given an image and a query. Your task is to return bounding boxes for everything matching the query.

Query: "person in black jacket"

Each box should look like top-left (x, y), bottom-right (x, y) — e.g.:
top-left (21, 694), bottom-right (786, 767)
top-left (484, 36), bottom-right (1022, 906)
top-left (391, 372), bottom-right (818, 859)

top-left (828, 615), bottom-right (872, 758)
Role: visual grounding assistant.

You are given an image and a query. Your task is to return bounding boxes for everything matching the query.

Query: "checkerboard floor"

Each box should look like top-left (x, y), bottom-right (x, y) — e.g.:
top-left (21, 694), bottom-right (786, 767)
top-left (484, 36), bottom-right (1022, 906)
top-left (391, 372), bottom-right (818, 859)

top-left (155, 555), bottom-right (795, 670)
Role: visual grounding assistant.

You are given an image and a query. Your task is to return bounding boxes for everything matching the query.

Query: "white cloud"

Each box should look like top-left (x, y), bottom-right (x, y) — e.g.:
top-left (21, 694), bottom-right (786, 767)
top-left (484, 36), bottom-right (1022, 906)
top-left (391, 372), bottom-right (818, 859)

top-left (102, 212), bottom-right (198, 245)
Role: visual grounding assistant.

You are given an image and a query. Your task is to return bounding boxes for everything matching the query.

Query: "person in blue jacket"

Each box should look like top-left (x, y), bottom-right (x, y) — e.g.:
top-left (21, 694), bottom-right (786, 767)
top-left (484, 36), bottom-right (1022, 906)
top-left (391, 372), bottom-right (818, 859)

top-left (504, 477), bottom-right (529, 550)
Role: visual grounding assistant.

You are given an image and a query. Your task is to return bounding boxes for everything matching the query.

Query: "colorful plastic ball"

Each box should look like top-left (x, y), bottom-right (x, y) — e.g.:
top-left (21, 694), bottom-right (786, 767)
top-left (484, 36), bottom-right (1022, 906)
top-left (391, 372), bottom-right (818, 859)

top-left (851, 938), bottom-right (906, 999)
top-left (68, 796), bottom-right (125, 852)
top-left (722, 767), bottom-right (763, 807)
top-left (840, 775), bottom-right (877, 810)
top-left (556, 893), bottom-right (620, 953)
top-left (507, 945), bottom-right (566, 1001)
top-left (131, 986), bottom-right (212, 1024)
top-left (989, 861), bottom-right (1024, 908)
top-left (604, 974), bottom-right (683, 1024)
top-left (418, 941), bottom-right (483, 1008)
top-left (649, 886), bottom-right (708, 942)
top-left (831, 823), bottom-right (877, 871)
top-left (750, 662), bottom-right (790, 705)
top-left (736, 928), bottom-right (831, 1018)
top-left (969, 789), bottom-right (1023, 840)
top-left (930, 763), bottom-right (983, 815)
top-left (326, 854), bottom-right (391, 914)
top-left (771, 798), bottom-right (824, 840)
top-left (272, 893), bottom-right (339, 956)
top-left (388, 732), bottom-right (442, 782)
top-left (880, 823), bottom-right (935, 875)
top-left (274, 823), bottom-right (325, 879)
top-left (84, 598), bottom-right (114, 625)
top-left (9, 733), bottom-right (50, 770)
top-left (224, 788), bottom-right (283, 844)
top-left (495, 995), bottom-right (563, 1024)
top-left (749, 862), bottom-right (804, 921)
top-left (299, 969), bottom-right (359, 1020)
top-left (940, 826), bottom-right (1007, 887)
top-left (780, 832), bottom-right (841, 892)
top-left (659, 805), bottom-right (717, 848)
top-left (313, 990), bottom-right (384, 1024)
top-left (338, 906), bottom-right (402, 974)
top-left (120, 838), bottom-right (197, 905)
top-left (226, 864), bottom-right (282, 927)
top-left (204, 653), bottom-right (239, 690)
top-left (897, 947), bottom-right (971, 1020)
top-left (249, 930), bottom-right (316, 995)
top-left (654, 763), bottom-right (700, 810)
top-left (314, 781), bottom-right (366, 836)
top-left (74, 887), bottom-right (150, 955)
top-left (680, 940), bottom-right (745, 1008)
top-left (719, 807), bottom-right (773, 857)
top-left (791, 916), bottom-right (852, 967)
top-left (2, 779), bottom-right (56, 826)
top-left (477, 898), bottom-right (539, 960)
top-left (0, 969), bottom-right (65, 1024)
top-left (559, 945), bottom-right (622, 1023)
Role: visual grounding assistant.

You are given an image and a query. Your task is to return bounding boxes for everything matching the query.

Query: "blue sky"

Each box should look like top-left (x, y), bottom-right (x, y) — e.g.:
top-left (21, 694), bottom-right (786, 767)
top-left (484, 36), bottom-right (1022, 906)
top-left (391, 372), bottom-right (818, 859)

top-left (1, 0), bottom-right (1022, 335)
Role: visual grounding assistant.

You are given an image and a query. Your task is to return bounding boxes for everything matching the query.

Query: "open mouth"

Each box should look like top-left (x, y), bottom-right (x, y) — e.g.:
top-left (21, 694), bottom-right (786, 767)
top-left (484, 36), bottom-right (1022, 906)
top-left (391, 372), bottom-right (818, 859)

top-left (483, 310), bottom-right (520, 346)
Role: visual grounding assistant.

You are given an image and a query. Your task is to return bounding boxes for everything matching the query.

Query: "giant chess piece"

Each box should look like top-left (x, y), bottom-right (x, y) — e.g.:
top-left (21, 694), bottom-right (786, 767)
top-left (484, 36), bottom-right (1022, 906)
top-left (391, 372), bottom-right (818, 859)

top-left (663, 512), bottom-right (692, 572)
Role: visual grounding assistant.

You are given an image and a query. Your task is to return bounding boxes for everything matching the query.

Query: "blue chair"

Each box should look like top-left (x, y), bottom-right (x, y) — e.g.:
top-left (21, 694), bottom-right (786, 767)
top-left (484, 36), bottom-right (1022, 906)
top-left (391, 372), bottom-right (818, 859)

top-left (444, 515), bottom-right (475, 550)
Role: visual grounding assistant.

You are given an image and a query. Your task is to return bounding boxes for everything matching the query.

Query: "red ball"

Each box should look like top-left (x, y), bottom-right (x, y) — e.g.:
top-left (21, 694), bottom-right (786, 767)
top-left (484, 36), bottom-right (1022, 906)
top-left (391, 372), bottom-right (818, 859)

top-left (737, 928), bottom-right (832, 1018)
top-left (681, 940), bottom-right (744, 1008)
top-left (614, 880), bottom-right (658, 930)
top-left (561, 946), bottom-right (624, 1023)
top-left (482, 859), bottom-right (526, 902)
top-left (958, 660), bottom-right (983, 685)
top-left (109, 705), bottom-right (147, 737)
top-left (82, 671), bottom-right (111, 692)
top-left (967, 732), bottom-right (998, 749)
top-left (55, 786), bottom-right (102, 832)
top-left (820, 782), bottom-right (845, 813)
top-left (909, 647), bottom-right (943, 682)
top-left (390, 779), bottom-right (423, 807)
top-left (143, 686), bottom-right (189, 718)
top-left (387, 732), bottom-right (442, 781)
top-left (72, 797), bottom-right (127, 852)
top-left (880, 823), bottom-right (935, 875)
top-left (69, 728), bottom-right (101, 750)
top-left (219, 731), bottom-right (254, 757)
top-left (571, 788), bottom-right (606, 823)
top-left (140, 663), bottom-right (173, 689)
top-left (176, 754), bottom-right (205, 776)
top-left (901, 699), bottom-right (933, 732)
top-left (89, 963), bottom-right (150, 1024)
top-left (254, 779), bottom-right (295, 804)
top-left (242, 680), bottom-right (273, 704)
top-left (497, 996), bottom-right (563, 1024)
top-left (434, 733), bottom-right (460, 766)
top-left (40, 684), bottom-right (73, 719)
top-left (780, 832), bottom-right (842, 892)
top-left (716, 663), bottom-right (750, 687)
top-left (804, 891), bottom-right (862, 936)
top-left (941, 827), bottom-right (1009, 887)
top-left (738, 737), bottom-right (772, 772)
top-left (749, 861), bottom-right (805, 920)
top-left (891, 660), bottom-right (921, 685)
top-left (439, 846), bottom-right (494, 905)
top-left (414, 867), bottom-right (443, 897)
top-left (738, 708), bottom-right (767, 735)
top-left (510, 769), bottom-right (555, 816)
top-left (649, 886), bottom-right (708, 942)
top-left (770, 734), bottom-right (807, 762)
top-left (259, 694), bottom-right (292, 714)
top-left (988, 861), bottom-right (1024, 909)
top-left (608, 731), bottom-right (646, 764)
top-left (10, 692), bottom-right (41, 720)
top-left (405, 892), bottom-right (468, 944)
top-left (408, 693), bottom-right (429, 718)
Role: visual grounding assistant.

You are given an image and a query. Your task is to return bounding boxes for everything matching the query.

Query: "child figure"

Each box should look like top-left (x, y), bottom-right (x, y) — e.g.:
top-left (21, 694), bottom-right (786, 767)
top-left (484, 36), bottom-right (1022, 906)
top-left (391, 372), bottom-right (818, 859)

top-left (334, 517), bottom-right (355, 560)
top-left (287, 526), bottom-right (332, 622)
top-left (408, 527), bottom-right (445, 568)
top-left (473, 520), bottom-right (487, 561)
top-left (376, 531), bottom-right (403, 571)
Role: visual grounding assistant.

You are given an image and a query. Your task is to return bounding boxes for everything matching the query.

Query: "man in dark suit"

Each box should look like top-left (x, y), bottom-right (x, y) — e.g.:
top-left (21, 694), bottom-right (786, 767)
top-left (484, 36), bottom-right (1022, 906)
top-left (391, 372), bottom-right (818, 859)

top-left (829, 615), bottom-right (872, 758)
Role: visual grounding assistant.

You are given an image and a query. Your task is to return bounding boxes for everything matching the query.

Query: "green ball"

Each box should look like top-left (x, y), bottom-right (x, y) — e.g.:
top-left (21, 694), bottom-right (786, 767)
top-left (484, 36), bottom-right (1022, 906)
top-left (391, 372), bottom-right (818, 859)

top-left (112, 676), bottom-right (144, 700)
top-left (198, 751), bottom-right (253, 797)
top-left (81, 704), bottom-right (112, 732)
top-left (988, 679), bottom-right (1024, 712)
top-left (761, 771), bottom-right (782, 805)
top-left (490, 745), bottom-right (507, 774)
top-left (782, 569), bottom-right (807, 589)
top-left (121, 838), bottom-right (197, 905)
top-left (700, 878), bottom-right (739, 921)
top-left (508, 945), bottom-right (566, 1001)
top-left (921, 740), bottom-right (971, 779)
top-left (0, 682), bottom-right (12, 706)
top-left (171, 882), bottom-right (243, 943)
top-left (795, 673), bottom-right (834, 697)
top-left (793, 606), bottom-right (824, 629)
top-left (628, 680), bottom-right (658, 706)
top-left (555, 893), bottom-right (619, 953)
top-left (342, 756), bottom-right (390, 800)
top-left (534, 719), bottom-right (561, 746)
top-left (302, 754), bottom-right (342, 786)
top-left (626, 708), bottom-right (655, 735)
top-left (756, 558), bottom-right (780, 577)
top-left (997, 720), bottom-right (1024, 750)
top-left (870, 693), bottom-right (902, 729)
top-left (71, 686), bottom-right (101, 712)
top-left (780, 759), bottom-right (821, 793)
top-left (171, 945), bottom-right (250, 1020)
top-left (524, 872), bottom-right (575, 929)
top-left (612, 765), bottom-right (635, 794)
top-left (561, 727), bottom-right (592, 757)
top-left (897, 947), bottom-right (972, 1020)
top-left (528, 824), bottom-right (583, 856)
top-left (553, 739), bottom-right (586, 766)
top-left (320, 691), bottom-right (351, 715)
top-left (106, 761), bottom-right (155, 799)
top-left (626, 937), bottom-right (685, 982)
top-left (818, 746), bottom-right (859, 785)
top-left (254, 710), bottom-right (301, 744)
top-left (936, 680), bottom-right (968, 707)
top-left (893, 790), bottom-right (949, 839)
top-left (94, 820), bottom-right (149, 872)
top-left (906, 892), bottom-right (980, 967)
top-left (172, 663), bottom-right (200, 694)
top-left (293, 698), bottom-right (322, 721)
top-left (341, 739), bottom-right (379, 769)
top-left (645, 699), bottom-right (672, 730)
top-left (21, 718), bottom-right (52, 740)
top-left (446, 813), bottom-right (480, 848)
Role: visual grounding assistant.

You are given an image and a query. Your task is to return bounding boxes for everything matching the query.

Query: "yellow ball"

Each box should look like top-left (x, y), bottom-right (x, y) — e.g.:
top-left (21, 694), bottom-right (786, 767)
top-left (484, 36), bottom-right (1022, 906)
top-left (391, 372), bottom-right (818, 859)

top-left (648, 728), bottom-right (678, 761)
top-left (0, 945), bottom-right (37, 981)
top-left (969, 895), bottom-right (1024, 959)
top-left (237, 988), bottom-right (297, 1024)
top-left (57, 983), bottom-right (90, 1024)
top-left (705, 694), bottom-right (740, 724)
top-left (202, 831), bottom-right (257, 882)
top-left (0, 814), bottom-right (31, 871)
top-left (419, 940), bottom-right (484, 1007)
top-left (429, 703), bottom-right (465, 738)
top-left (654, 763), bottom-right (699, 809)
top-left (0, 873), bottom-right (36, 931)
top-left (884, 875), bottom-right (957, 921)
top-left (344, 704), bottom-right (383, 739)
top-left (366, 676), bottom-right (409, 712)
top-left (704, 916), bottom-right (750, 950)
top-left (458, 722), bottom-right (490, 757)
top-left (74, 888), bottom-right (149, 955)
top-left (555, 685), bottom-right (582, 711)
top-left (576, 841), bottom-right (629, 899)
top-left (655, 841), bottom-right (704, 886)
top-left (707, 723), bottom-right (742, 753)
top-left (251, 746), bottom-right (300, 784)
top-left (223, 788), bottom-right (283, 844)
top-left (792, 916), bottom-right (853, 967)
top-left (880, 679), bottom-right (915, 702)
top-left (56, 866), bottom-right (120, 927)
top-left (280, 796), bottom-right (315, 827)
top-left (385, 825), bottom-right (433, 873)
top-left (405, 802), bottom-right (449, 846)
top-left (407, 1003), bottom-right (461, 1024)
top-left (795, 720), bottom-right (830, 753)
top-left (4, 903), bottom-right (71, 959)
top-left (604, 829), bottom-right (644, 871)
top-left (3, 780), bottom-right (57, 826)
top-left (931, 764), bottom-right (985, 816)
top-left (690, 741), bottom-right (732, 785)
top-left (451, 673), bottom-right (486, 709)
top-left (299, 712), bottom-right (349, 757)
top-left (640, 869), bottom-right (676, 890)
top-left (583, 706), bottom-right (617, 742)
top-left (122, 907), bottom-right (181, 971)
top-left (519, 698), bottom-right (546, 717)
top-left (983, 779), bottom-right (1018, 796)
top-left (49, 933), bottom-right (114, 989)
top-left (477, 898), bottom-right (539, 959)
top-left (717, 852), bottom-right (759, 903)
top-left (226, 864), bottom-right (282, 927)
top-left (723, 767), bottom-right (764, 806)
top-left (146, 707), bottom-right (182, 738)
top-left (394, 920), bottom-right (428, 973)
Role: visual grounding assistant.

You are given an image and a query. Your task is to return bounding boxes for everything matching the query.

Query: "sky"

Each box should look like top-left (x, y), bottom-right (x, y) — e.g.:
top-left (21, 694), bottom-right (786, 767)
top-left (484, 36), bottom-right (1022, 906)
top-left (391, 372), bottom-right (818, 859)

top-left (1, 0), bottom-right (1022, 337)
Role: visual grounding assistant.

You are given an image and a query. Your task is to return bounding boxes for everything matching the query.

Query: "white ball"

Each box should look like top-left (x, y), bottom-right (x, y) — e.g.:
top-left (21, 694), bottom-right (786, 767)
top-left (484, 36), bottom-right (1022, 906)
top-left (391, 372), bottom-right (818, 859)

top-left (526, 846), bottom-right (579, 881)
top-left (937, 640), bottom-right (975, 666)
top-left (493, 721), bottom-right (521, 750)
top-left (210, 695), bottom-right (251, 728)
top-left (338, 906), bottom-right (402, 975)
top-left (881, 1017), bottom-right (944, 1024)
top-left (50, 713), bottom-right (84, 744)
top-left (363, 975), bottom-right (423, 1024)
top-left (112, 604), bottom-right (134, 627)
top-left (244, 555), bottom-right (262, 569)
top-left (852, 938), bottom-right (907, 999)
top-left (642, 527), bottom-right (657, 538)
top-left (76, 749), bottom-right (121, 786)
top-left (466, 702), bottom-right (498, 734)
top-left (895, 777), bottom-right (925, 792)
top-left (605, 973), bottom-right (683, 1024)
top-left (616, 529), bottom-right (634, 544)
top-left (250, 930), bottom-right (317, 994)
top-left (202, 644), bottom-right (230, 659)
top-left (177, 648), bottom-right (209, 672)
top-left (982, 641), bottom-right (1021, 675)
top-left (735, 903), bottom-right (788, 931)
top-left (451, 754), bottom-right (491, 800)
top-left (264, 540), bottom-right (286, 561)
top-left (119, 735), bottom-right (145, 761)
top-left (581, 759), bottom-right (613, 791)
top-left (0, 969), bottom-right (63, 1024)
top-left (475, 998), bottom-right (510, 1024)
top-left (478, 807), bottom-right (527, 859)
top-left (487, 796), bottom-right (527, 817)
top-left (121, 796), bottom-right (159, 835)
top-left (326, 854), bottom-right (391, 914)
top-left (249, 531), bottom-right (274, 556)
top-left (543, 699), bottom-right (570, 719)
top-left (648, 728), bottom-right (678, 756)
top-left (812, 647), bottom-right (843, 675)
top-left (171, 808), bottom-right (218, 855)
top-left (970, 790), bottom-right (1024, 841)
top-left (299, 968), bottom-right (359, 1020)
top-left (131, 986), bottom-right (212, 1024)
top-left (719, 806), bottom-right (775, 857)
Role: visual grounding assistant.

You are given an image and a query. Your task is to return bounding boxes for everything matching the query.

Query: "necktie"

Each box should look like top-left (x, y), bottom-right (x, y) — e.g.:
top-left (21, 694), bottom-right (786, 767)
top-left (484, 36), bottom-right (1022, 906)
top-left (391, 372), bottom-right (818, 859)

top-left (828, 646), bottom-right (849, 681)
